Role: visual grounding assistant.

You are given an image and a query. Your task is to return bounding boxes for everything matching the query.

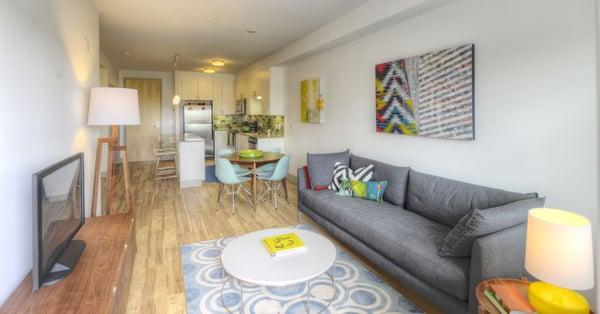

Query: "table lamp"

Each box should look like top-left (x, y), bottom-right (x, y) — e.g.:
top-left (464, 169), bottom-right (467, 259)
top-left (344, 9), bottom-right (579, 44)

top-left (88, 87), bottom-right (140, 216)
top-left (525, 208), bottom-right (594, 314)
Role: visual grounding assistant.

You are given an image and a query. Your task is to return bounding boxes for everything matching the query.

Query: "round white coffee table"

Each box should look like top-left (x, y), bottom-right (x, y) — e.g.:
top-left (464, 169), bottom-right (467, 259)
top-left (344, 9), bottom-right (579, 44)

top-left (220, 228), bottom-right (337, 313)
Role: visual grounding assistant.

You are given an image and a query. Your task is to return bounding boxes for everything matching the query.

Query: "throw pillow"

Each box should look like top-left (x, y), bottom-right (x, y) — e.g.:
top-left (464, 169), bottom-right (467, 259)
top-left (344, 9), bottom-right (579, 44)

top-left (302, 166), bottom-right (312, 189)
top-left (351, 180), bottom-right (387, 202)
top-left (307, 150), bottom-right (350, 189)
top-left (336, 179), bottom-right (353, 197)
top-left (438, 197), bottom-right (546, 257)
top-left (329, 162), bottom-right (351, 191)
top-left (328, 162), bottom-right (374, 191)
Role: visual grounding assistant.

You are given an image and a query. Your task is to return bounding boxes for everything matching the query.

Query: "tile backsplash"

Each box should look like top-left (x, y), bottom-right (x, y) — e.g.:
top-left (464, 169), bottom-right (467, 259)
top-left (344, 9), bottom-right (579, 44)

top-left (214, 114), bottom-right (284, 136)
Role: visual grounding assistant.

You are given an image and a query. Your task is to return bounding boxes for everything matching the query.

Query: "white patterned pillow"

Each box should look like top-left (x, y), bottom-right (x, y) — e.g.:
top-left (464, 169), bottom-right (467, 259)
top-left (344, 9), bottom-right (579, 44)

top-left (329, 162), bottom-right (374, 191)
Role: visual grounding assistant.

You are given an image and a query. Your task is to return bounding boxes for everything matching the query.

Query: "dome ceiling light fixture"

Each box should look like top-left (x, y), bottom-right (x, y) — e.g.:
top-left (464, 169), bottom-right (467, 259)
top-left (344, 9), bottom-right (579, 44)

top-left (211, 60), bottom-right (225, 67)
top-left (202, 67), bottom-right (216, 74)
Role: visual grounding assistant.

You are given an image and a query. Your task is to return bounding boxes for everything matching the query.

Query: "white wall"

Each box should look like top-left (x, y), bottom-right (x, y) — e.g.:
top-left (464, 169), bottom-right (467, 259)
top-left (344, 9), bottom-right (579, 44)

top-left (283, 0), bottom-right (599, 307)
top-left (100, 50), bottom-right (119, 87)
top-left (0, 0), bottom-right (100, 305)
top-left (119, 70), bottom-right (176, 136)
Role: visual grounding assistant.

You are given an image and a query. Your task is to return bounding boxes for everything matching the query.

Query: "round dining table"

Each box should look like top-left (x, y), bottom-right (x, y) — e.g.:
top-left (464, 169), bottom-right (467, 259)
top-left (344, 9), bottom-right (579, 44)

top-left (221, 151), bottom-right (284, 210)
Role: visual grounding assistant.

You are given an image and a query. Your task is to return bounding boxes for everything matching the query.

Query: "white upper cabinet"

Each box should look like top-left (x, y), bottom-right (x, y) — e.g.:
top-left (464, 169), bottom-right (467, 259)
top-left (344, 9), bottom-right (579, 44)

top-left (181, 80), bottom-right (199, 100)
top-left (175, 71), bottom-right (234, 105)
top-left (211, 75), bottom-right (235, 114)
top-left (233, 66), bottom-right (284, 115)
top-left (197, 78), bottom-right (213, 100)
top-left (212, 79), bottom-right (224, 114)
top-left (222, 80), bottom-right (235, 114)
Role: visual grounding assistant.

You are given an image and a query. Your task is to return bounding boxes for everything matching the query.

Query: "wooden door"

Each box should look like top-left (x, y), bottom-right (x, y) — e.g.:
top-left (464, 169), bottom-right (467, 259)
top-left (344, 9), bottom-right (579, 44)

top-left (124, 78), bottom-right (161, 162)
top-left (212, 79), bottom-right (223, 114)
top-left (180, 80), bottom-right (198, 100)
top-left (197, 77), bottom-right (213, 100)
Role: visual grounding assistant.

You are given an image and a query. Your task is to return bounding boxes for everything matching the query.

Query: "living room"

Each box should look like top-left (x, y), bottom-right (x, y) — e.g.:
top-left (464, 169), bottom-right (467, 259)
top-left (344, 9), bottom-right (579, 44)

top-left (1, 0), bottom-right (599, 313)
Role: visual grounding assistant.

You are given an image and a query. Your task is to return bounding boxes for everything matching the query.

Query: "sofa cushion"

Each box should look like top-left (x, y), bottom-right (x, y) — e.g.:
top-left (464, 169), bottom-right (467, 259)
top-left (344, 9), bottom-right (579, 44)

top-left (439, 197), bottom-right (545, 257)
top-left (307, 150), bottom-right (350, 188)
top-left (300, 189), bottom-right (471, 300)
top-left (350, 154), bottom-right (410, 206)
top-left (406, 170), bottom-right (538, 227)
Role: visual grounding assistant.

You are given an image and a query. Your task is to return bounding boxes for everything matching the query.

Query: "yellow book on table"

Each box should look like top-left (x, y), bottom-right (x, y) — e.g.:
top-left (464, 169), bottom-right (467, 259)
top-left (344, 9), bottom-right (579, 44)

top-left (262, 233), bottom-right (307, 257)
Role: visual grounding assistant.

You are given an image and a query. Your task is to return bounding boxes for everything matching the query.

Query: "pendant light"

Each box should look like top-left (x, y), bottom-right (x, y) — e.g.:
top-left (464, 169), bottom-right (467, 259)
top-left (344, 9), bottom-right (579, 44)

top-left (172, 53), bottom-right (181, 106)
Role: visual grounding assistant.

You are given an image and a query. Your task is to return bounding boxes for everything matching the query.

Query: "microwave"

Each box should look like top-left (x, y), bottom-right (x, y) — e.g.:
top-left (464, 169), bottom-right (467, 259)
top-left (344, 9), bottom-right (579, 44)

top-left (235, 98), bottom-right (246, 114)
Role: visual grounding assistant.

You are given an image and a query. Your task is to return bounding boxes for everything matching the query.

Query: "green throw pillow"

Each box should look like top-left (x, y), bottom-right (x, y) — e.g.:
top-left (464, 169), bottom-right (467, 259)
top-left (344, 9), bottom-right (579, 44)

top-left (336, 179), bottom-right (387, 202)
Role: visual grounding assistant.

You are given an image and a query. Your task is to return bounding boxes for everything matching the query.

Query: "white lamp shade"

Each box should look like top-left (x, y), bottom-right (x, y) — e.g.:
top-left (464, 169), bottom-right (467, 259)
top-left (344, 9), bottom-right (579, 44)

top-left (88, 87), bottom-right (140, 125)
top-left (172, 94), bottom-right (181, 105)
top-left (525, 208), bottom-right (594, 290)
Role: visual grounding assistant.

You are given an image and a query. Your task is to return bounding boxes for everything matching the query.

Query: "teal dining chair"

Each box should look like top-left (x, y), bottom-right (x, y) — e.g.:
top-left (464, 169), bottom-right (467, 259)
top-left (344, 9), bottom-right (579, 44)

top-left (257, 155), bottom-right (290, 209)
top-left (218, 148), bottom-right (251, 176)
top-left (256, 148), bottom-right (281, 175)
top-left (215, 157), bottom-right (252, 214)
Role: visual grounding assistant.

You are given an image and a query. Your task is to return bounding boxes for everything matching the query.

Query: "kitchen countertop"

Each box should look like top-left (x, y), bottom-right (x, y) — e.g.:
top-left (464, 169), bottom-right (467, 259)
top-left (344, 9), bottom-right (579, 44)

top-left (238, 132), bottom-right (284, 139)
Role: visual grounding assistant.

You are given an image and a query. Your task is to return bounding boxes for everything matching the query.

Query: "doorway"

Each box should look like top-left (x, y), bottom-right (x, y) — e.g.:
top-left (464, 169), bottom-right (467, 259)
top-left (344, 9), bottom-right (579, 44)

top-left (124, 78), bottom-right (162, 162)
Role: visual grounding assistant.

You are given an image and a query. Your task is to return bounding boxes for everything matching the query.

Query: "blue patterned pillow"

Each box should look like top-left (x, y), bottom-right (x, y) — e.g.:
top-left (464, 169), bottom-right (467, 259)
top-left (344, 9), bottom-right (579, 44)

top-left (336, 179), bottom-right (387, 202)
top-left (336, 179), bottom-right (353, 196)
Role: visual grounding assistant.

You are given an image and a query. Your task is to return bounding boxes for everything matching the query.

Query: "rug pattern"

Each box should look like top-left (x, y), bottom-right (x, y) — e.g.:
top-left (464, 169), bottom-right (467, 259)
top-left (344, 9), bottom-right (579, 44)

top-left (205, 165), bottom-right (218, 183)
top-left (181, 225), bottom-right (422, 313)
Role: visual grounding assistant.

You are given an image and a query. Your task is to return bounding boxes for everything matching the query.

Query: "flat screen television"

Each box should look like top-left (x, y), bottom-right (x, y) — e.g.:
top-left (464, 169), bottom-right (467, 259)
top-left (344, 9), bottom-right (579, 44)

top-left (32, 152), bottom-right (86, 291)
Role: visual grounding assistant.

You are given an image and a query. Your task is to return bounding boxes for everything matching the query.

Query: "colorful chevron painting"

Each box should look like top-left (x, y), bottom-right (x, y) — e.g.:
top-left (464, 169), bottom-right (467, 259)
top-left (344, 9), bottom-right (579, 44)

top-left (375, 44), bottom-right (474, 140)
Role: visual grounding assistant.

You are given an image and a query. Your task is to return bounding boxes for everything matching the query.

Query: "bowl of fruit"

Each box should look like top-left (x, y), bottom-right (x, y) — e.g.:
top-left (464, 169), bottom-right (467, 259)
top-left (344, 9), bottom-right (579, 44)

top-left (238, 149), bottom-right (264, 158)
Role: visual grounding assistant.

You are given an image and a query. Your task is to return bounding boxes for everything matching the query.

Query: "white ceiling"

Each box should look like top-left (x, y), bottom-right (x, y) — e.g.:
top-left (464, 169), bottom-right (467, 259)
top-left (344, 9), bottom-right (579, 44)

top-left (93, 0), bottom-right (370, 73)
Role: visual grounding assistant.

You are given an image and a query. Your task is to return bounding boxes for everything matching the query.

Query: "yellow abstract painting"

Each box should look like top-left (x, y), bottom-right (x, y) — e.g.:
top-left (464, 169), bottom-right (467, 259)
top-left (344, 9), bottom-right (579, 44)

top-left (300, 78), bottom-right (324, 123)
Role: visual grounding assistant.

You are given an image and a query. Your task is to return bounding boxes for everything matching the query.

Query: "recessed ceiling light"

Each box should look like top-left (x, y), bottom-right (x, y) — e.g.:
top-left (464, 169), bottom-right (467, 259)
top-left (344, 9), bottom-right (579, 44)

top-left (246, 30), bottom-right (256, 34)
top-left (211, 60), bottom-right (225, 67)
top-left (202, 68), bottom-right (216, 74)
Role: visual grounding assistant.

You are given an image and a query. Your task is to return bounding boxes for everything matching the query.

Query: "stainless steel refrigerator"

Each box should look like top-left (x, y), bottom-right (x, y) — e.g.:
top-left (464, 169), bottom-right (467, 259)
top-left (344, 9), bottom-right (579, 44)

top-left (181, 101), bottom-right (214, 158)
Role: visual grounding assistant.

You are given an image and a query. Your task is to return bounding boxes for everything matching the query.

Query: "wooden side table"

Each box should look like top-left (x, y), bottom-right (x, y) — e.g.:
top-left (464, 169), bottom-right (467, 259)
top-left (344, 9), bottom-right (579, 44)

top-left (476, 278), bottom-right (529, 314)
top-left (476, 278), bottom-right (594, 314)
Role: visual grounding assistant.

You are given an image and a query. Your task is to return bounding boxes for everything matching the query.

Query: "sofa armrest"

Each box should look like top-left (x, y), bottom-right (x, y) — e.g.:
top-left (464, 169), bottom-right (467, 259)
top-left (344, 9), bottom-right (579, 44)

top-left (297, 167), bottom-right (308, 192)
top-left (468, 223), bottom-right (530, 313)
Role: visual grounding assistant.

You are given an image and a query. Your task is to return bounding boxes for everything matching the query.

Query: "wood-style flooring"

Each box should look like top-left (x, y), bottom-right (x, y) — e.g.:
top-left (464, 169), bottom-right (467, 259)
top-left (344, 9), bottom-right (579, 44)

top-left (106, 161), bottom-right (439, 313)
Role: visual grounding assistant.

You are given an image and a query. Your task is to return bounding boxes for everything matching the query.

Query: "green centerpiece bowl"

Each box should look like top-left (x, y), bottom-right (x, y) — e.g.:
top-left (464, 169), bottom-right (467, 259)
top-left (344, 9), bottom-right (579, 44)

top-left (239, 149), bottom-right (264, 158)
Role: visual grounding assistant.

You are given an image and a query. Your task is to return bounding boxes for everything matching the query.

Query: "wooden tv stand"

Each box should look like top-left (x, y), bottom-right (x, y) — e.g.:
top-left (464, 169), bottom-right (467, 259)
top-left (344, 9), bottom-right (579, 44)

top-left (0, 213), bottom-right (135, 314)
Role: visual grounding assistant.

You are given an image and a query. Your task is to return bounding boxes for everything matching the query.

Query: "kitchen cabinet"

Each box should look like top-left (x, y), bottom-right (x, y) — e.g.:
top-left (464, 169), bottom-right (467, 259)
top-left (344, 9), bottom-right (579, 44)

top-left (233, 66), bottom-right (284, 115)
top-left (214, 131), bottom-right (229, 155)
top-left (256, 137), bottom-right (284, 153)
top-left (222, 80), bottom-right (235, 114)
top-left (175, 71), bottom-right (234, 103)
top-left (212, 80), bottom-right (224, 114)
top-left (235, 134), bottom-right (249, 151)
top-left (197, 78), bottom-right (213, 100)
top-left (179, 78), bottom-right (212, 100)
top-left (181, 80), bottom-right (199, 100)
top-left (177, 140), bottom-right (205, 188)
top-left (212, 75), bottom-right (235, 114)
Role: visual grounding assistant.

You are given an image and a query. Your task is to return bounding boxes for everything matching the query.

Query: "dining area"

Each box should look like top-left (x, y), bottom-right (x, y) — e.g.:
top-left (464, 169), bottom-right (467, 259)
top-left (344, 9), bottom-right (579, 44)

top-left (215, 148), bottom-right (291, 214)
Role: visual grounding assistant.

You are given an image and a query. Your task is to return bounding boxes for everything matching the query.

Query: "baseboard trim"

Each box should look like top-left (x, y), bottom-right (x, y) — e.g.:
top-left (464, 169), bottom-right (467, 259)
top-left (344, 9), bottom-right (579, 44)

top-left (286, 173), bottom-right (297, 184)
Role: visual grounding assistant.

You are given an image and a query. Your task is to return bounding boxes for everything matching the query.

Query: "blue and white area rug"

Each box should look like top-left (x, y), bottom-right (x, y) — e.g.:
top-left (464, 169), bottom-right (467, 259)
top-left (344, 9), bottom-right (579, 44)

top-left (205, 165), bottom-right (218, 183)
top-left (180, 225), bottom-right (423, 313)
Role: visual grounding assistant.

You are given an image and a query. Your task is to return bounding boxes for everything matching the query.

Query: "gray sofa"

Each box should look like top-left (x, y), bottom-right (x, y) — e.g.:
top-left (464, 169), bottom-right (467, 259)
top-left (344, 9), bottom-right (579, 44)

top-left (297, 153), bottom-right (542, 313)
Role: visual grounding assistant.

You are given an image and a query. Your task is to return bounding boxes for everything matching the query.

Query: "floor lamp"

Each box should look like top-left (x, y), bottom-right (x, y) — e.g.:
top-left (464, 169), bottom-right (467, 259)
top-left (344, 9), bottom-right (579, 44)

top-left (88, 87), bottom-right (140, 216)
